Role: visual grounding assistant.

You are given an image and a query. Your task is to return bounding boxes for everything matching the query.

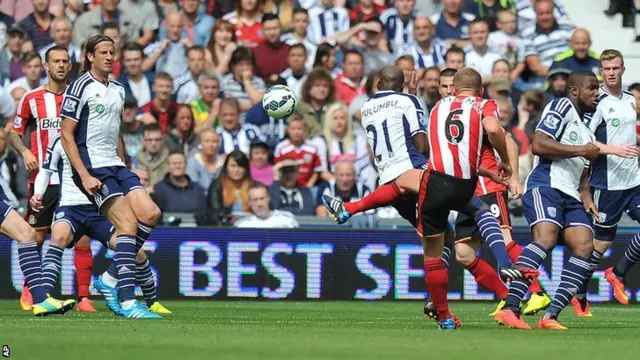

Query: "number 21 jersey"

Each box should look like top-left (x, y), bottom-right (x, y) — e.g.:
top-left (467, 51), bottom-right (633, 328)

top-left (360, 90), bottom-right (427, 185)
top-left (429, 96), bottom-right (496, 179)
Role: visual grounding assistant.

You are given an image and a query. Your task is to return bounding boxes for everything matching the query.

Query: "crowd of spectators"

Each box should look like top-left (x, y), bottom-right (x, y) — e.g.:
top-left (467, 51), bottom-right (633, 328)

top-left (0, 0), bottom-right (639, 228)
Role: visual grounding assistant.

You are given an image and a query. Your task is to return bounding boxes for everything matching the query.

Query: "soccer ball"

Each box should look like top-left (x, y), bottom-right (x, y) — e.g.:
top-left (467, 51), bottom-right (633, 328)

top-left (262, 85), bottom-right (297, 119)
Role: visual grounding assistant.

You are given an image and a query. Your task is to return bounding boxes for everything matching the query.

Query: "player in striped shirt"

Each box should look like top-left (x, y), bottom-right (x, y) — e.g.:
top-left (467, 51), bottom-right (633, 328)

top-left (10, 46), bottom-right (96, 312)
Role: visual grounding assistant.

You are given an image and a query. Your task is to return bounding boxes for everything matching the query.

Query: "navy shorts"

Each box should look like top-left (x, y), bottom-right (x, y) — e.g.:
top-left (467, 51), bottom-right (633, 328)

top-left (73, 166), bottom-right (144, 209)
top-left (592, 185), bottom-right (640, 241)
top-left (0, 186), bottom-right (13, 226)
top-left (523, 186), bottom-right (593, 233)
top-left (52, 204), bottom-right (115, 248)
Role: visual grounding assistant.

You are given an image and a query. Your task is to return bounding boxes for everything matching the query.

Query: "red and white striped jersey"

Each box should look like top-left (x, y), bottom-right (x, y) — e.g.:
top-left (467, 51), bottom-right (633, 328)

top-left (13, 86), bottom-right (63, 184)
top-left (476, 141), bottom-right (507, 195)
top-left (428, 96), bottom-right (498, 179)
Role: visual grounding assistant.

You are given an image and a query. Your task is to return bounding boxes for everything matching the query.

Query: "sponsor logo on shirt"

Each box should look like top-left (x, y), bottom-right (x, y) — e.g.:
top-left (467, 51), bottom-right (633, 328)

top-left (96, 104), bottom-right (105, 114)
top-left (612, 118), bottom-right (620, 127)
top-left (40, 117), bottom-right (61, 129)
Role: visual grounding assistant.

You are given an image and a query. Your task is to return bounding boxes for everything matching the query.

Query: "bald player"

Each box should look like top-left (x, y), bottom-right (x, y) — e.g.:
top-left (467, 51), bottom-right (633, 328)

top-left (550, 28), bottom-right (601, 80)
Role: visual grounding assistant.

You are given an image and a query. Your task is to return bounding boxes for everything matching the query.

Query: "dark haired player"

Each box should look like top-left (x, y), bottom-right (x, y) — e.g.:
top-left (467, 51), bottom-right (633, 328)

top-left (10, 46), bottom-right (95, 312)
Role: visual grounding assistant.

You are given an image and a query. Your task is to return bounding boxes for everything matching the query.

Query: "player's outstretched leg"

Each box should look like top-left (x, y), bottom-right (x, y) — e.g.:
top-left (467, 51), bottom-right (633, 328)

top-left (135, 251), bottom-right (171, 314)
top-left (4, 211), bottom-right (76, 316)
top-left (74, 236), bottom-right (96, 312)
top-left (506, 240), bottom-right (551, 315)
top-left (323, 182), bottom-right (402, 224)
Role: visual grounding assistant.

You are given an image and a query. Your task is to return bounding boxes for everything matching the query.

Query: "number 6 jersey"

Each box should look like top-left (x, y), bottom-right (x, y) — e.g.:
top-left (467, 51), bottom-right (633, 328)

top-left (428, 96), bottom-right (496, 179)
top-left (360, 90), bottom-right (427, 185)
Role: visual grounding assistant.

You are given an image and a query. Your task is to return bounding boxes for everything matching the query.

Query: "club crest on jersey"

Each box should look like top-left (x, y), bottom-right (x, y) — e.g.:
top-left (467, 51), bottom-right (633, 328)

top-left (100, 184), bottom-right (109, 197)
top-left (598, 212), bottom-right (607, 223)
top-left (547, 207), bottom-right (557, 218)
top-left (62, 98), bottom-right (78, 113)
top-left (55, 212), bottom-right (65, 220)
top-left (544, 117), bottom-right (559, 129)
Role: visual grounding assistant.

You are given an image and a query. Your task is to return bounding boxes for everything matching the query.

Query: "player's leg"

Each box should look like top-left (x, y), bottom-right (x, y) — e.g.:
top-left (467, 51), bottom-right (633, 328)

top-left (134, 250), bottom-right (171, 314)
top-left (424, 224), bottom-right (454, 321)
top-left (422, 232), bottom-right (457, 329)
top-left (539, 207), bottom-right (595, 330)
top-left (41, 219), bottom-right (75, 296)
top-left (494, 187), bottom-right (563, 330)
top-left (118, 167), bottom-right (161, 253)
top-left (74, 236), bottom-right (96, 312)
top-left (455, 236), bottom-right (509, 302)
top-left (604, 187), bottom-right (640, 305)
top-left (322, 169), bottom-right (423, 223)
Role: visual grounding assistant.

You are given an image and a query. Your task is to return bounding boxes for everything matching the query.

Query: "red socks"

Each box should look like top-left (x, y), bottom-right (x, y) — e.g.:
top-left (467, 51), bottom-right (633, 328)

top-left (506, 241), bottom-right (543, 294)
top-left (466, 257), bottom-right (508, 300)
top-left (344, 182), bottom-right (401, 215)
top-left (74, 246), bottom-right (93, 298)
top-left (424, 258), bottom-right (451, 322)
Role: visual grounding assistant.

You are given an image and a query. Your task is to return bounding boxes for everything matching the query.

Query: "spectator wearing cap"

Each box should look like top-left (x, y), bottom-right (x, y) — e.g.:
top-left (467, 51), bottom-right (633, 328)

top-left (269, 159), bottom-right (316, 216)
top-left (252, 14), bottom-right (290, 80)
top-left (549, 28), bottom-right (600, 79)
top-left (118, 42), bottom-right (155, 107)
top-left (143, 12), bottom-right (190, 80)
top-left (39, 17), bottom-right (82, 78)
top-left (334, 49), bottom-right (366, 106)
top-left (197, 150), bottom-right (252, 225)
top-left (335, 18), bottom-right (394, 73)
top-left (0, 6), bottom-right (14, 49)
top-left (152, 151), bottom-right (207, 213)
top-left (249, 140), bottom-right (274, 186)
top-left (543, 67), bottom-right (570, 106)
top-left (280, 9), bottom-right (317, 72)
top-left (189, 71), bottom-right (221, 134)
top-left (463, 0), bottom-right (515, 32)
top-left (280, 44), bottom-right (308, 99)
top-left (0, 26), bottom-right (26, 83)
top-left (136, 123), bottom-right (170, 187)
top-left (173, 46), bottom-right (207, 104)
top-left (121, 93), bottom-right (145, 158)
top-left (316, 159), bottom-right (372, 217)
top-left (486, 9), bottom-right (529, 82)
top-left (522, 0), bottom-right (574, 83)
top-left (73, 0), bottom-right (140, 47)
top-left (307, 0), bottom-right (350, 45)
top-left (463, 19), bottom-right (503, 83)
top-left (274, 114), bottom-right (323, 187)
top-left (165, 104), bottom-right (200, 155)
top-left (380, 0), bottom-right (418, 53)
top-left (9, 51), bottom-right (47, 95)
top-left (140, 72), bottom-right (178, 135)
top-left (235, 182), bottom-right (299, 228)
top-left (217, 98), bottom-right (266, 156)
top-left (219, 47), bottom-right (266, 117)
top-left (118, 0), bottom-right (160, 47)
top-left (186, 129), bottom-right (223, 191)
top-left (430, 0), bottom-right (476, 47)
top-left (396, 16), bottom-right (447, 69)
top-left (18, 0), bottom-right (55, 51)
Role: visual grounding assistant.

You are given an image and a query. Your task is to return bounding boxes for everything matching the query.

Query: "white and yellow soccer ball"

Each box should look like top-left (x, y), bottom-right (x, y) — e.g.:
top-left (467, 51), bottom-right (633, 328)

top-left (262, 85), bottom-right (298, 119)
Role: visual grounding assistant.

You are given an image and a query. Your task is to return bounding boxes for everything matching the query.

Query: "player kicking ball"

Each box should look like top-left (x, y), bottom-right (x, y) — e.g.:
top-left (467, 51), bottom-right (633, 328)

top-left (30, 134), bottom-right (171, 316)
top-left (494, 70), bottom-right (637, 330)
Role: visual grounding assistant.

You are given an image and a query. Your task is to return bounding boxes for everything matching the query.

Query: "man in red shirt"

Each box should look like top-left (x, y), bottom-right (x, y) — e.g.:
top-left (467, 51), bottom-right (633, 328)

top-left (274, 114), bottom-right (323, 187)
top-left (10, 46), bottom-right (95, 312)
top-left (350, 0), bottom-right (386, 25)
top-left (334, 49), bottom-right (366, 106)
top-left (141, 72), bottom-right (178, 135)
top-left (252, 14), bottom-right (290, 80)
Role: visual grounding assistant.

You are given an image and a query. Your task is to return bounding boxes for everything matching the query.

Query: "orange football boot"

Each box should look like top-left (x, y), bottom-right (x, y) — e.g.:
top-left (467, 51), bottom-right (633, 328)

top-left (538, 317), bottom-right (568, 330)
top-left (20, 285), bottom-right (33, 311)
top-left (494, 308), bottom-right (531, 330)
top-left (76, 298), bottom-right (97, 312)
top-left (604, 267), bottom-right (629, 305)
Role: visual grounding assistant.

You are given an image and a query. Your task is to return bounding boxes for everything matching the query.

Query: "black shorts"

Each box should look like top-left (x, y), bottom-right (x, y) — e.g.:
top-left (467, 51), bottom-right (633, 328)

top-left (25, 184), bottom-right (59, 230)
top-left (417, 170), bottom-right (477, 237)
top-left (455, 191), bottom-right (511, 242)
top-left (391, 190), bottom-right (455, 241)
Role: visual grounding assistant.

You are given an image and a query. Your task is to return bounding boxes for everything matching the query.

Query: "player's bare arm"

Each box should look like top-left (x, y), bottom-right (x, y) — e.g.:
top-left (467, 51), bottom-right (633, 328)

top-left (592, 140), bottom-right (639, 158)
top-left (532, 132), bottom-right (600, 162)
top-left (482, 116), bottom-right (511, 177)
top-left (505, 135), bottom-right (523, 198)
top-left (9, 132), bottom-right (37, 172)
top-left (61, 118), bottom-right (102, 194)
top-left (412, 131), bottom-right (429, 155)
top-left (579, 167), bottom-right (598, 218)
top-left (117, 134), bottom-right (126, 162)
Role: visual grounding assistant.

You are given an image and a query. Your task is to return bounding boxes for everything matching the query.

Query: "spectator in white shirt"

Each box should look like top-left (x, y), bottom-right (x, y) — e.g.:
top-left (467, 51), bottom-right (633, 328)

top-left (463, 19), bottom-right (503, 84)
top-left (444, 46), bottom-right (465, 70)
top-left (396, 16), bottom-right (448, 69)
top-left (235, 181), bottom-right (299, 228)
top-left (307, 0), bottom-right (350, 44)
top-left (280, 43), bottom-right (308, 98)
top-left (281, 8), bottom-right (317, 71)
top-left (487, 9), bottom-right (530, 82)
top-left (142, 11), bottom-right (190, 80)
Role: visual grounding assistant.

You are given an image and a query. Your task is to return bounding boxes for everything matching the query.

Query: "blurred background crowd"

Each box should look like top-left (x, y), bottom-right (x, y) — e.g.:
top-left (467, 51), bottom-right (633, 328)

top-left (0, 0), bottom-right (638, 228)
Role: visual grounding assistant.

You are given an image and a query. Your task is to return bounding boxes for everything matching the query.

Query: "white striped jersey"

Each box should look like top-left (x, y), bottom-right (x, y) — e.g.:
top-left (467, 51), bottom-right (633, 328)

top-left (380, 8), bottom-right (416, 53)
top-left (395, 39), bottom-right (448, 69)
top-left (173, 72), bottom-right (200, 104)
top-left (428, 96), bottom-right (494, 179)
top-left (280, 68), bottom-right (307, 99)
top-left (515, 0), bottom-right (570, 33)
top-left (463, 46), bottom-right (504, 77)
top-left (361, 90), bottom-right (427, 185)
top-left (525, 98), bottom-right (594, 200)
top-left (520, 22), bottom-right (574, 67)
top-left (588, 89), bottom-right (640, 191)
top-left (217, 123), bottom-right (266, 155)
top-left (39, 134), bottom-right (92, 206)
top-left (280, 33), bottom-right (317, 71)
top-left (307, 6), bottom-right (350, 44)
top-left (234, 210), bottom-right (299, 228)
top-left (60, 71), bottom-right (127, 169)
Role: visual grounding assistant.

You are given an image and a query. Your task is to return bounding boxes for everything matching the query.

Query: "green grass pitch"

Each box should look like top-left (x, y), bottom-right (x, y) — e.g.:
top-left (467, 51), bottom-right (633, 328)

top-left (2, 300), bottom-right (640, 360)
